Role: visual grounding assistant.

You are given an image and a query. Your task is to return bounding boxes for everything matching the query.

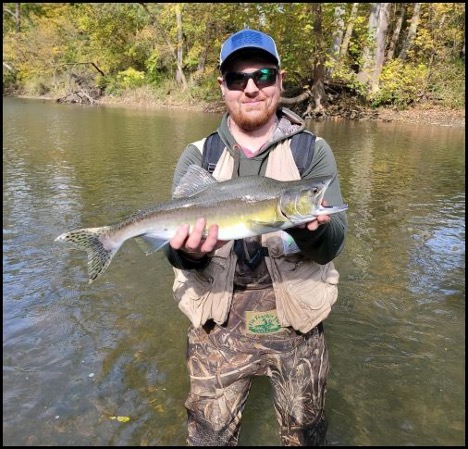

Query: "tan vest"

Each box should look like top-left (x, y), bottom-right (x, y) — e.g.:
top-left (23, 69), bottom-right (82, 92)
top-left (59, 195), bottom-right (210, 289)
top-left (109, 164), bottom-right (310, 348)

top-left (171, 139), bottom-right (339, 333)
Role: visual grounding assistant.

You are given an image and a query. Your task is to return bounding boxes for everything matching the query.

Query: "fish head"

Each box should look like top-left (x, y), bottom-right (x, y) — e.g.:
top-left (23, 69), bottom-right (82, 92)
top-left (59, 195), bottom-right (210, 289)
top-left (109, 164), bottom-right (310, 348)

top-left (279, 176), bottom-right (332, 224)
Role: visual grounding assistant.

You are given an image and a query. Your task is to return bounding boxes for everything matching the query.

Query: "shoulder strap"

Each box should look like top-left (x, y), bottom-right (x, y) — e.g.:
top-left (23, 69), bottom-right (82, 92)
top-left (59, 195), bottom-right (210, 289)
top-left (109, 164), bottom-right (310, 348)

top-left (202, 130), bottom-right (316, 175)
top-left (290, 131), bottom-right (316, 175)
top-left (202, 132), bottom-right (224, 174)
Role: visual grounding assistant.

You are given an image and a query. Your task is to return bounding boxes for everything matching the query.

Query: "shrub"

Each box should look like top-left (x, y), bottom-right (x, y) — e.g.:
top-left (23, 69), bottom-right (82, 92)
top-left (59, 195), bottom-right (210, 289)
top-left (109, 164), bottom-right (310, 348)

top-left (117, 67), bottom-right (146, 89)
top-left (371, 60), bottom-right (429, 108)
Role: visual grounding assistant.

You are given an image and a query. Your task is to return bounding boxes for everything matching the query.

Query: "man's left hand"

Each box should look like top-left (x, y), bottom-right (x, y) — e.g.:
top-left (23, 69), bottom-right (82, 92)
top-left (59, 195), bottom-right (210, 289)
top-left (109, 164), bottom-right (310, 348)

top-left (295, 200), bottom-right (331, 231)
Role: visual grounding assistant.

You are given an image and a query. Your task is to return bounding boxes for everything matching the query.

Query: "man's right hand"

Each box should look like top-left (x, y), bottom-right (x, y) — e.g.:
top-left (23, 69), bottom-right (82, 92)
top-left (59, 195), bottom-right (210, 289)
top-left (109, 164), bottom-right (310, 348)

top-left (170, 217), bottom-right (228, 259)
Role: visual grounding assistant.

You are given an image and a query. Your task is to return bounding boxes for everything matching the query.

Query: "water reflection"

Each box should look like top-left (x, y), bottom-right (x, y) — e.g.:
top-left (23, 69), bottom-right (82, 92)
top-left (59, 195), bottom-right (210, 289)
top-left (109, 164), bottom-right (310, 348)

top-left (3, 98), bottom-right (465, 446)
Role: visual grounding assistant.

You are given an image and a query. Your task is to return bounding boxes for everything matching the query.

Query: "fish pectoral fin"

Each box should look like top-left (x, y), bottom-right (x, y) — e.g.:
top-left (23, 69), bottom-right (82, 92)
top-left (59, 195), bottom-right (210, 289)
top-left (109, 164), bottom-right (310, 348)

top-left (134, 235), bottom-right (169, 255)
top-left (248, 220), bottom-right (284, 234)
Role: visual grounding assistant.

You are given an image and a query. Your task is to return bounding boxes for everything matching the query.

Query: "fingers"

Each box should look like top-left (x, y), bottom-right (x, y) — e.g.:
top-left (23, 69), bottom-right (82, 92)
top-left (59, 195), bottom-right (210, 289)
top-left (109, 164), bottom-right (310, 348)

top-left (201, 222), bottom-right (220, 253)
top-left (306, 214), bottom-right (330, 231)
top-left (295, 199), bottom-right (331, 231)
top-left (170, 223), bottom-right (191, 250)
top-left (185, 217), bottom-right (208, 252)
top-left (169, 218), bottom-right (225, 258)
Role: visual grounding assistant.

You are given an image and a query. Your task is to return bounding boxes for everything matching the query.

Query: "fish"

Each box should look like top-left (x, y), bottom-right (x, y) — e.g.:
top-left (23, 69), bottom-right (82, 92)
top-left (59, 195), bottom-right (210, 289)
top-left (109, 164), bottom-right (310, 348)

top-left (55, 164), bottom-right (348, 283)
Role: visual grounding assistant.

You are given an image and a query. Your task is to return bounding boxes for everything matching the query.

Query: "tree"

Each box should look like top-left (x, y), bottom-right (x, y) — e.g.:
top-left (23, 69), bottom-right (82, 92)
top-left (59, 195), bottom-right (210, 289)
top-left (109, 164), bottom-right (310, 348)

top-left (370, 3), bottom-right (390, 93)
top-left (138, 2), bottom-right (188, 89)
top-left (3, 3), bottom-right (21, 32)
top-left (398, 3), bottom-right (421, 60)
top-left (386, 4), bottom-right (405, 61)
top-left (357, 3), bottom-right (391, 95)
top-left (309, 3), bottom-right (327, 114)
top-left (328, 3), bottom-right (346, 77)
top-left (2, 2), bottom-right (464, 111)
top-left (340, 3), bottom-right (360, 58)
top-left (175, 4), bottom-right (185, 87)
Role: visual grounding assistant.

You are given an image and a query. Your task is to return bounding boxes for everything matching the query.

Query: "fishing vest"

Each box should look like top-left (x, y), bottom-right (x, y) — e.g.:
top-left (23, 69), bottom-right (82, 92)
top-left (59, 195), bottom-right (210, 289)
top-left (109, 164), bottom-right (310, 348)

top-left (171, 138), bottom-right (340, 333)
top-left (201, 130), bottom-right (316, 176)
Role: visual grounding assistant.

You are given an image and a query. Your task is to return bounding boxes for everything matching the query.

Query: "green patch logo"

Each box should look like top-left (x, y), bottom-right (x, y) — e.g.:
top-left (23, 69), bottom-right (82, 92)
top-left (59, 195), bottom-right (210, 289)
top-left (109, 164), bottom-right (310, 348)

top-left (246, 310), bottom-right (282, 334)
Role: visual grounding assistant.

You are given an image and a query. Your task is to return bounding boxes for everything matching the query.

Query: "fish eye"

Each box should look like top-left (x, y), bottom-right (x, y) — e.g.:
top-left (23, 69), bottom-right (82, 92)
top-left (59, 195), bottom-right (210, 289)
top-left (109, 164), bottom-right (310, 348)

top-left (312, 187), bottom-right (319, 194)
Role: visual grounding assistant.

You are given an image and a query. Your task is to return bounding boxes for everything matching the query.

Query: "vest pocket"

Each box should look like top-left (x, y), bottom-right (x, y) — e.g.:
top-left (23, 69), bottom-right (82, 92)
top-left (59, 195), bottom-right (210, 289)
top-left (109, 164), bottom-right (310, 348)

top-left (273, 260), bottom-right (339, 332)
top-left (282, 261), bottom-right (334, 310)
top-left (172, 256), bottom-right (233, 328)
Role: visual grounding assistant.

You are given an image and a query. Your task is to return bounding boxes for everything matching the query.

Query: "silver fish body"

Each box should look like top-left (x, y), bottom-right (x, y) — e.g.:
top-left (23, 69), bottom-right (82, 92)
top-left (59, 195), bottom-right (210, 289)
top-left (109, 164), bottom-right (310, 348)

top-left (55, 165), bottom-right (348, 283)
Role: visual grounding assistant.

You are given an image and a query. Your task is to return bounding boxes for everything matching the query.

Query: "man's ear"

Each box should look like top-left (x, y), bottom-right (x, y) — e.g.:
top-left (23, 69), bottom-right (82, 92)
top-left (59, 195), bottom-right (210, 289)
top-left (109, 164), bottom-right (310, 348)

top-left (217, 77), bottom-right (226, 97)
top-left (279, 70), bottom-right (286, 91)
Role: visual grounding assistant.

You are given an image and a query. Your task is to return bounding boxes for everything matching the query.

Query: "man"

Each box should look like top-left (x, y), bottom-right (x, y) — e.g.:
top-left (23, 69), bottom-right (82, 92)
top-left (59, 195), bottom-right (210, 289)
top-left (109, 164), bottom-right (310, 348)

top-left (164, 29), bottom-right (347, 446)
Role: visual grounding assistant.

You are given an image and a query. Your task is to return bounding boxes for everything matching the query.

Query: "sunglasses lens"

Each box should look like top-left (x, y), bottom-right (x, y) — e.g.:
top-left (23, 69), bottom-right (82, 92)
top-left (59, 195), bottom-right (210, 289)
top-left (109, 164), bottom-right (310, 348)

top-left (225, 68), bottom-right (277, 90)
top-left (255, 68), bottom-right (277, 87)
top-left (225, 72), bottom-right (247, 90)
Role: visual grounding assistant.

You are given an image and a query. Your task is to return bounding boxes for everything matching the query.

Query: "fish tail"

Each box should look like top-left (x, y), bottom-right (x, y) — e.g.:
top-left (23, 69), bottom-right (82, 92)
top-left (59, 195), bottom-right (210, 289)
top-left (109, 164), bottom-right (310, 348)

top-left (55, 226), bottom-right (120, 283)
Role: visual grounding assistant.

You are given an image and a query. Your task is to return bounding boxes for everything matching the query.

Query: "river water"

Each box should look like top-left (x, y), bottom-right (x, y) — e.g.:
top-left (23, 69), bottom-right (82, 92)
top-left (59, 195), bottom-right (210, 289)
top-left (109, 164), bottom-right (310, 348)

top-left (3, 97), bottom-right (465, 446)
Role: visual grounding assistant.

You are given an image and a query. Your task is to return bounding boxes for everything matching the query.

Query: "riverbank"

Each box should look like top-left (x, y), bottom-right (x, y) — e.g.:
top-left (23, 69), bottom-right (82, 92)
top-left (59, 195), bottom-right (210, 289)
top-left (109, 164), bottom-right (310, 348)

top-left (96, 95), bottom-right (466, 128)
top-left (13, 93), bottom-right (465, 128)
top-left (373, 106), bottom-right (465, 127)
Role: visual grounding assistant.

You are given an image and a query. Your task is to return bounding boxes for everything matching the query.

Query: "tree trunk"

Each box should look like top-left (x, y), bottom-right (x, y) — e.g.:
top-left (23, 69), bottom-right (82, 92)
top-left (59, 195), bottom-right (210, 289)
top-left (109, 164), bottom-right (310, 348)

top-left (328, 4), bottom-right (346, 77)
top-left (15, 2), bottom-right (21, 32)
top-left (340, 3), bottom-right (359, 57)
top-left (308, 3), bottom-right (327, 114)
top-left (280, 90), bottom-right (311, 106)
top-left (398, 3), bottom-right (421, 61)
top-left (3, 2), bottom-right (21, 32)
top-left (386, 4), bottom-right (405, 61)
top-left (370, 3), bottom-right (390, 94)
top-left (356, 3), bottom-right (381, 85)
top-left (175, 4), bottom-right (187, 88)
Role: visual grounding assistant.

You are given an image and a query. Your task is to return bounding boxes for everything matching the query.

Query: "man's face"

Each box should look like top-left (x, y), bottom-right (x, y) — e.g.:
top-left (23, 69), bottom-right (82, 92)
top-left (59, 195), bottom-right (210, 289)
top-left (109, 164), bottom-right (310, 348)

top-left (218, 56), bottom-right (285, 131)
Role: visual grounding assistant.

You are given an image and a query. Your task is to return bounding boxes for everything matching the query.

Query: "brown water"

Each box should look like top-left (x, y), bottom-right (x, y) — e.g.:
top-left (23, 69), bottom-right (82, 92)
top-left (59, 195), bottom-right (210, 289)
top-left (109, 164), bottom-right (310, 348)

top-left (3, 97), bottom-right (465, 446)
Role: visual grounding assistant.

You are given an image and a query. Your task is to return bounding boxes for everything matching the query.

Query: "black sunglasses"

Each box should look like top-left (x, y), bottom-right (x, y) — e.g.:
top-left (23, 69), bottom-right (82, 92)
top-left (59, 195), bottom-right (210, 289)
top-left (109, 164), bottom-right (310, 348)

top-left (224, 68), bottom-right (278, 91)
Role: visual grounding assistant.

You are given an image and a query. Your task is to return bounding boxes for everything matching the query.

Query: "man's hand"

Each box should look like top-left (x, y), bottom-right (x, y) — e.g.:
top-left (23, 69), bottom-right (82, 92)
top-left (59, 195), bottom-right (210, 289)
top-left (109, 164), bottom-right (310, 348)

top-left (295, 200), bottom-right (332, 231)
top-left (170, 217), bottom-right (228, 259)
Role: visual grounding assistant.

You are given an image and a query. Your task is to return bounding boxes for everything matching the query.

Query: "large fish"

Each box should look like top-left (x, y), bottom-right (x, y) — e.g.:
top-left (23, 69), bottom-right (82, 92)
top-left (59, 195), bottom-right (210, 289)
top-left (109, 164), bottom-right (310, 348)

top-left (55, 165), bottom-right (348, 283)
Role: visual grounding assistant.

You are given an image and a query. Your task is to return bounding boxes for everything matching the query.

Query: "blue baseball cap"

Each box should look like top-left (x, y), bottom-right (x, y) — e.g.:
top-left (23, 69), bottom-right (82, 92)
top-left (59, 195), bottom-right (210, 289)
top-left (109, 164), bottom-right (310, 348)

top-left (219, 29), bottom-right (281, 72)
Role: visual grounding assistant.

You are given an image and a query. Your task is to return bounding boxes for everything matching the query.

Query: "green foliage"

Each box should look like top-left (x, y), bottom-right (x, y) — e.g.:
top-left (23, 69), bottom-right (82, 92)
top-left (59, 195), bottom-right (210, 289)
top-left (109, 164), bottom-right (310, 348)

top-left (425, 59), bottom-right (465, 109)
top-left (74, 3), bottom-right (149, 74)
top-left (331, 66), bottom-right (369, 98)
top-left (104, 69), bottom-right (146, 95)
top-left (2, 2), bottom-right (464, 111)
top-left (144, 51), bottom-right (167, 84)
top-left (117, 68), bottom-right (146, 89)
top-left (188, 67), bottom-right (222, 103)
top-left (370, 60), bottom-right (429, 108)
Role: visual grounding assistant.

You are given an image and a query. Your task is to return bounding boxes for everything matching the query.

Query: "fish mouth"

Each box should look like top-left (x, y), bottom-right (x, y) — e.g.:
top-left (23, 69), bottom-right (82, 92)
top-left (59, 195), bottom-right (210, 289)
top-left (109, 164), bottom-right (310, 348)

top-left (314, 203), bottom-right (349, 215)
top-left (279, 176), bottom-right (339, 223)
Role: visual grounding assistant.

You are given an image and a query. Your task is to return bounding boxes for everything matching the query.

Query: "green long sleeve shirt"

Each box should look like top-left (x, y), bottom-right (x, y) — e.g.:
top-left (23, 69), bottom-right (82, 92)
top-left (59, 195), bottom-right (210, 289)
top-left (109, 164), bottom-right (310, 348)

top-left (164, 107), bottom-right (347, 270)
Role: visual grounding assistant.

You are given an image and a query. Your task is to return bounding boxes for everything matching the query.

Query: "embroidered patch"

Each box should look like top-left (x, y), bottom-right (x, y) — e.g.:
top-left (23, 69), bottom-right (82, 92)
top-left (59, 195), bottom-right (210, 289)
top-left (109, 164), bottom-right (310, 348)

top-left (246, 310), bottom-right (282, 334)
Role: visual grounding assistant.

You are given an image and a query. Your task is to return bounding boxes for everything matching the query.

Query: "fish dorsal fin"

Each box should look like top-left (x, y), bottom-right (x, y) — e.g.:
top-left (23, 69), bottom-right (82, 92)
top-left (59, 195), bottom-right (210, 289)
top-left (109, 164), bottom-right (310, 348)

top-left (173, 164), bottom-right (218, 199)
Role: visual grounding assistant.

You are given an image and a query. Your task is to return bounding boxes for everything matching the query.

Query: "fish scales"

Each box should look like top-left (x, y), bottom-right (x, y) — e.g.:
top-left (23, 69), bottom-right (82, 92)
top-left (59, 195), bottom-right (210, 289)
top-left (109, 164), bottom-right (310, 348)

top-left (55, 165), bottom-right (348, 283)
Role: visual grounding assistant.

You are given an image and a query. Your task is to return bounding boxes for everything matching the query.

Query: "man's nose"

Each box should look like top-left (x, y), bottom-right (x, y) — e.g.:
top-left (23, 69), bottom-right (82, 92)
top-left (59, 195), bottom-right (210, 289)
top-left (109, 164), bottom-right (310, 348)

top-left (243, 77), bottom-right (260, 93)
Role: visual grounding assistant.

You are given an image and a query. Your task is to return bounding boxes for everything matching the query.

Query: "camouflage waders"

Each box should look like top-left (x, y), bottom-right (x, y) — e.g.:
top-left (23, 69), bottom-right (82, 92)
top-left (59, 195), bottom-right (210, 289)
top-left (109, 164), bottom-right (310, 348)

top-left (185, 238), bottom-right (329, 446)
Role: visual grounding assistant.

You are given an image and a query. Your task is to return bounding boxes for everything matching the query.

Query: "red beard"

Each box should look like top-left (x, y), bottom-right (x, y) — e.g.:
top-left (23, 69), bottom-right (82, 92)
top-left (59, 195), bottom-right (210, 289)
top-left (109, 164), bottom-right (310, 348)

top-left (227, 95), bottom-right (280, 131)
